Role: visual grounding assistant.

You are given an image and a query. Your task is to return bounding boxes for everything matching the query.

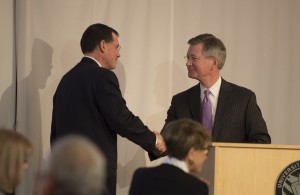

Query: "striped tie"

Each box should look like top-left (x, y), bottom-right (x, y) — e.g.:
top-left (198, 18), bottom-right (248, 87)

top-left (201, 90), bottom-right (213, 131)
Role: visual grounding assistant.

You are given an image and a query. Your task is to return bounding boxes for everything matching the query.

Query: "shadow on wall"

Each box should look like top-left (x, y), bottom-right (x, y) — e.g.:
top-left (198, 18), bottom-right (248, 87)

top-left (42, 40), bottom-right (81, 104)
top-left (113, 61), bottom-right (126, 95)
top-left (146, 61), bottom-right (189, 134)
top-left (15, 38), bottom-right (53, 194)
top-left (40, 40), bottom-right (81, 157)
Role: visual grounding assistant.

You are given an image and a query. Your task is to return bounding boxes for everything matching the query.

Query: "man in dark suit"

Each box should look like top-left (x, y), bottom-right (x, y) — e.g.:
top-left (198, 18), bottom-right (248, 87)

top-left (129, 119), bottom-right (210, 195)
top-left (162, 34), bottom-right (271, 143)
top-left (51, 23), bottom-right (165, 195)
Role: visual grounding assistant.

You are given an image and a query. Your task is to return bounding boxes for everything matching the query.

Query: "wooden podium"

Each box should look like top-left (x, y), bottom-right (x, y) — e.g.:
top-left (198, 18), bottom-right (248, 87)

top-left (198, 142), bottom-right (300, 195)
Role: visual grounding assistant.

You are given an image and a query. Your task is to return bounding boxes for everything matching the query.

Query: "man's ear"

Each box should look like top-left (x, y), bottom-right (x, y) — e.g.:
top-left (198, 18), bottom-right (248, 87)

top-left (211, 57), bottom-right (219, 70)
top-left (210, 58), bottom-right (219, 71)
top-left (187, 147), bottom-right (196, 160)
top-left (99, 40), bottom-right (106, 53)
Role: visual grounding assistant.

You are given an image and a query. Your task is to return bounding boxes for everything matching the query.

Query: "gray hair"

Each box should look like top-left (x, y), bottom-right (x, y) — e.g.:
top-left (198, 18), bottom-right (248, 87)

top-left (188, 33), bottom-right (226, 69)
top-left (44, 135), bottom-right (106, 195)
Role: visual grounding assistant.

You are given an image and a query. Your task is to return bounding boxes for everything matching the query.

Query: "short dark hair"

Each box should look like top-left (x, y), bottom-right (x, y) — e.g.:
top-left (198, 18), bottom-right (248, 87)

top-left (163, 119), bottom-right (211, 160)
top-left (80, 23), bottom-right (119, 54)
top-left (188, 33), bottom-right (226, 69)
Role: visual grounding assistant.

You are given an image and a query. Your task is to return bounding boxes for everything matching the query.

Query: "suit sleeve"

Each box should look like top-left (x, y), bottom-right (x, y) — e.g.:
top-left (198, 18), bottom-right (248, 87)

top-left (161, 96), bottom-right (178, 136)
top-left (96, 71), bottom-right (157, 152)
top-left (246, 92), bottom-right (271, 143)
top-left (50, 93), bottom-right (57, 147)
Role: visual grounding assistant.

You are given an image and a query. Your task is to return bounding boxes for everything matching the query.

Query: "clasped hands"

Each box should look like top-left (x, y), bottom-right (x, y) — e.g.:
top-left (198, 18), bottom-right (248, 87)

top-left (154, 131), bottom-right (166, 154)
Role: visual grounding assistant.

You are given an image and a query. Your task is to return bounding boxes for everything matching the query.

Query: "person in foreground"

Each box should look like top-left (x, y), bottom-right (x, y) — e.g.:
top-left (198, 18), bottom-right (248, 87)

top-left (34, 135), bottom-right (106, 195)
top-left (0, 129), bottom-right (33, 195)
top-left (162, 34), bottom-right (271, 143)
top-left (51, 23), bottom-right (165, 195)
top-left (129, 119), bottom-right (211, 195)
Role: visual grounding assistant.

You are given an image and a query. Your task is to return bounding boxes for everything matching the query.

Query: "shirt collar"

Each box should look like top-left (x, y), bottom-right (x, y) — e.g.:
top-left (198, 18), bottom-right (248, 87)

top-left (200, 76), bottom-right (222, 97)
top-left (163, 156), bottom-right (189, 173)
top-left (84, 55), bottom-right (102, 67)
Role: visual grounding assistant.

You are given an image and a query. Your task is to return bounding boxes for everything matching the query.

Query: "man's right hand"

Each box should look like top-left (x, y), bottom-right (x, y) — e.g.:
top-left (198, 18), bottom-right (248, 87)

top-left (154, 131), bottom-right (166, 154)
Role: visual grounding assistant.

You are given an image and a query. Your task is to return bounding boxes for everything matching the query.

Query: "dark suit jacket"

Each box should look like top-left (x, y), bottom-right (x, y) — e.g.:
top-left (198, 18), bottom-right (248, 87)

top-left (51, 57), bottom-right (157, 195)
top-left (129, 164), bottom-right (208, 195)
top-left (162, 78), bottom-right (271, 143)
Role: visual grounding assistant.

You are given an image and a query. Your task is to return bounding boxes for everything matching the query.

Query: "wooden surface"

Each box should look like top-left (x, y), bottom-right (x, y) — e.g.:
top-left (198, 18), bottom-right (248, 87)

top-left (200, 142), bottom-right (300, 195)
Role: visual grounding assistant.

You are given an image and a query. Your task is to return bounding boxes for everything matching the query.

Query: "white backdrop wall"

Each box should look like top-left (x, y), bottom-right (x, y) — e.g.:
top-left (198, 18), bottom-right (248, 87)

top-left (0, 0), bottom-right (15, 129)
top-left (0, 0), bottom-right (299, 194)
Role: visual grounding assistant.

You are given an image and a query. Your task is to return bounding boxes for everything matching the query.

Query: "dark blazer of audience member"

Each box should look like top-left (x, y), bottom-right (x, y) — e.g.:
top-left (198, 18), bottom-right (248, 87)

top-left (34, 135), bottom-right (106, 195)
top-left (0, 129), bottom-right (33, 195)
top-left (50, 23), bottom-right (165, 195)
top-left (129, 119), bottom-right (211, 195)
top-left (162, 34), bottom-right (271, 143)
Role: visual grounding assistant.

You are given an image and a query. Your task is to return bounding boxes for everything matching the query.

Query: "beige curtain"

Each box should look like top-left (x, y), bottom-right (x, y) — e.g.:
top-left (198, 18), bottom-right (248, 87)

top-left (0, 0), bottom-right (15, 129)
top-left (0, 0), bottom-right (299, 194)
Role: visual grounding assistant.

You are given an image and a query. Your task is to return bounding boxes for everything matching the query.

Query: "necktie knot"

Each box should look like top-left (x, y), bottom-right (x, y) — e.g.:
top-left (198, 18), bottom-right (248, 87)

top-left (204, 90), bottom-right (210, 97)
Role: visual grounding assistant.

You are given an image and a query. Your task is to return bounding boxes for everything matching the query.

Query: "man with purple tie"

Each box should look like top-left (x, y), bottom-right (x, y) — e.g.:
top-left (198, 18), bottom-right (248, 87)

top-left (161, 34), bottom-right (271, 143)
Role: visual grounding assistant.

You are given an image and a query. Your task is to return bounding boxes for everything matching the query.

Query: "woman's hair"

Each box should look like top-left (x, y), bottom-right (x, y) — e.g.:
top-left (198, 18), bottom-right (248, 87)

top-left (0, 129), bottom-right (33, 193)
top-left (163, 119), bottom-right (211, 160)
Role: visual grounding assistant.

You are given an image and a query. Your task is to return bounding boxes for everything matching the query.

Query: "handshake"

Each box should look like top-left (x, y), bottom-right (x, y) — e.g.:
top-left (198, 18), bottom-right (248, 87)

top-left (153, 131), bottom-right (166, 155)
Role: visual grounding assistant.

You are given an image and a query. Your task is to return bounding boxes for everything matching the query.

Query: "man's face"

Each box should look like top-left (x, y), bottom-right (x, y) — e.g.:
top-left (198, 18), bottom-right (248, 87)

top-left (102, 33), bottom-right (121, 70)
top-left (185, 43), bottom-right (215, 81)
top-left (187, 146), bottom-right (209, 174)
top-left (191, 148), bottom-right (208, 173)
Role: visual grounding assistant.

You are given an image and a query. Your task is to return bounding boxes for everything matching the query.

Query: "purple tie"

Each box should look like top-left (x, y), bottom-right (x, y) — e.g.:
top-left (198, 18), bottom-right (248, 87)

top-left (201, 90), bottom-right (213, 131)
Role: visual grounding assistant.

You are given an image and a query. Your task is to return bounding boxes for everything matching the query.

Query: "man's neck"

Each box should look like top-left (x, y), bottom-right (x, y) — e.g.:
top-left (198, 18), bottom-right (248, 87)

top-left (200, 74), bottom-right (220, 89)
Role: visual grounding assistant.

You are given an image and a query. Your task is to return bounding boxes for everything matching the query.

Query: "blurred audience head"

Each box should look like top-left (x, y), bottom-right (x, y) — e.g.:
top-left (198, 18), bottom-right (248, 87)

top-left (163, 119), bottom-right (211, 173)
top-left (36, 135), bottom-right (106, 195)
top-left (0, 128), bottom-right (33, 194)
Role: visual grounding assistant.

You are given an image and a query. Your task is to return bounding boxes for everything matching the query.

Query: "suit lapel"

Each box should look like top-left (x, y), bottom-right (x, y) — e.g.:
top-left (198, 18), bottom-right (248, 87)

top-left (213, 79), bottom-right (233, 138)
top-left (188, 84), bottom-right (201, 122)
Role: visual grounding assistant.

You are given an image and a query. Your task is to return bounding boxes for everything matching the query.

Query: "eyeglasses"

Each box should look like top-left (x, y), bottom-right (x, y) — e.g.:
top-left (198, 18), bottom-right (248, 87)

top-left (108, 42), bottom-right (121, 51)
top-left (184, 55), bottom-right (212, 62)
top-left (184, 56), bottom-right (201, 62)
top-left (202, 145), bottom-right (212, 154)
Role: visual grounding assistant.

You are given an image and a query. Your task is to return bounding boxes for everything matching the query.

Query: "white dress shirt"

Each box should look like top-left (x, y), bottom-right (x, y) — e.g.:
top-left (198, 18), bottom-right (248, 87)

top-left (163, 156), bottom-right (189, 173)
top-left (200, 76), bottom-right (222, 124)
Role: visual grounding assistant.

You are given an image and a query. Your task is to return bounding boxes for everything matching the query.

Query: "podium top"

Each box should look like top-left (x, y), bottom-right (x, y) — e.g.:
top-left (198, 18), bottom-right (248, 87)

top-left (212, 142), bottom-right (300, 150)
